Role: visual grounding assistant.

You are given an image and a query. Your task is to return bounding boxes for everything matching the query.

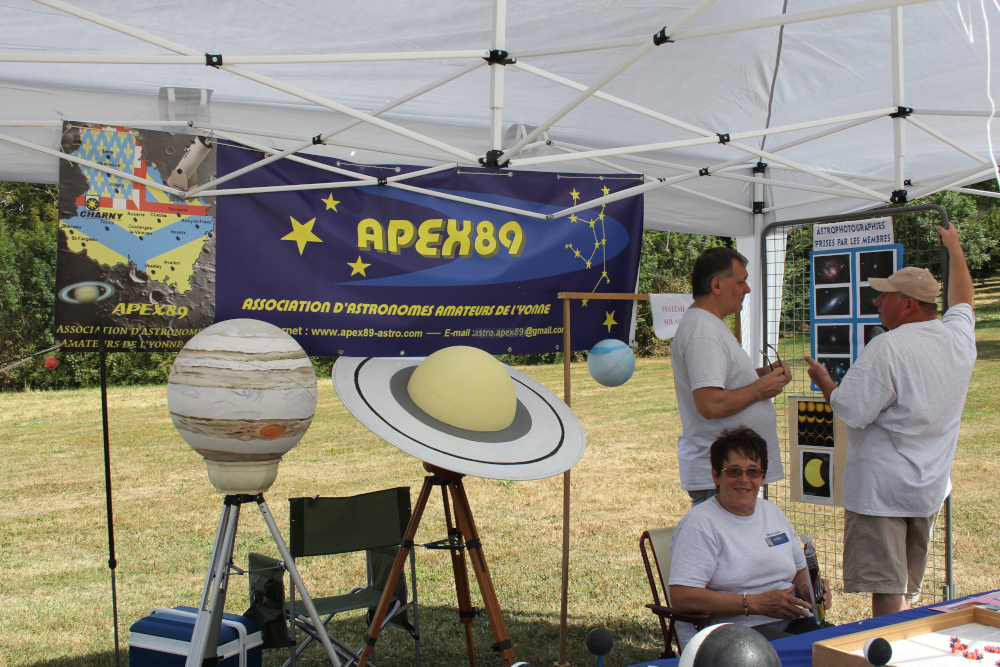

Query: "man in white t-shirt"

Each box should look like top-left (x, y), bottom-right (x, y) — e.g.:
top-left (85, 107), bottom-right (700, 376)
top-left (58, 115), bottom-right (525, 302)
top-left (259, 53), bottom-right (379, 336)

top-left (671, 247), bottom-right (791, 504)
top-left (805, 223), bottom-right (976, 618)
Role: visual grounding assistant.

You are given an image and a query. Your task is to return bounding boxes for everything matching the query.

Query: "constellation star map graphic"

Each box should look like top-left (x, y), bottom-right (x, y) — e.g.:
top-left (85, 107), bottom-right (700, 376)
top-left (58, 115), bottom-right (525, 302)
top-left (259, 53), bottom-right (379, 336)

top-left (564, 185), bottom-right (613, 295)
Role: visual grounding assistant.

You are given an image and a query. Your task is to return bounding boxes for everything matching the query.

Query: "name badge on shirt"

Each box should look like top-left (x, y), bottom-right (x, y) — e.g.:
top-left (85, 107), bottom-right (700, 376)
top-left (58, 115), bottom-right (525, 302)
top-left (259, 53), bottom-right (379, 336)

top-left (765, 532), bottom-right (789, 547)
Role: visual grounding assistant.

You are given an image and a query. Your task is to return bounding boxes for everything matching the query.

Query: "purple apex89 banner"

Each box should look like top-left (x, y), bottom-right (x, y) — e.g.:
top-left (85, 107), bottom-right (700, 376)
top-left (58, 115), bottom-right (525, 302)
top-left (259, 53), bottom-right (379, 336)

top-left (216, 144), bottom-right (644, 357)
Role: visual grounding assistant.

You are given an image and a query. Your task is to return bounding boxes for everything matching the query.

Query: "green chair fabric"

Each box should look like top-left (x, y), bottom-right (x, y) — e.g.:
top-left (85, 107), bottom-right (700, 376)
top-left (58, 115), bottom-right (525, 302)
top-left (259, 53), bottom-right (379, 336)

top-left (284, 487), bottom-right (420, 666)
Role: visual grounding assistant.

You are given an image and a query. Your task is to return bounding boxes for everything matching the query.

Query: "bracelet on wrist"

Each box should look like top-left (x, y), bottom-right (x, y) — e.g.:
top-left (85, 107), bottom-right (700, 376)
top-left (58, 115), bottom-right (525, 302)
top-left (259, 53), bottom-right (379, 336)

top-left (743, 593), bottom-right (749, 616)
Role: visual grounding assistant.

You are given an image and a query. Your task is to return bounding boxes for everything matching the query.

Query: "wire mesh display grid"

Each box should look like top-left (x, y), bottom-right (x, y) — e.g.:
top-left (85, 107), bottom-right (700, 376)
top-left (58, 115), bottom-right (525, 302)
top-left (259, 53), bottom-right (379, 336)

top-left (762, 210), bottom-right (951, 605)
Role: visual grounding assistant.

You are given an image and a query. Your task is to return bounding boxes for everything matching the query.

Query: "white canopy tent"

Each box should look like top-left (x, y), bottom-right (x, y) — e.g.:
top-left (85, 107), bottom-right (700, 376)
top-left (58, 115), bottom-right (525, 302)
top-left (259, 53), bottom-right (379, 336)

top-left (2, 1), bottom-right (998, 662)
top-left (2, 0), bottom-right (999, 353)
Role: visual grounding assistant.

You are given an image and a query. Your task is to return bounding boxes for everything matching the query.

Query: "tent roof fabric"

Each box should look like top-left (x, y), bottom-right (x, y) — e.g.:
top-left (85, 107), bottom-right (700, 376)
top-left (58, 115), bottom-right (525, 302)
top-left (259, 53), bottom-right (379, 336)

top-left (1, 0), bottom-right (998, 235)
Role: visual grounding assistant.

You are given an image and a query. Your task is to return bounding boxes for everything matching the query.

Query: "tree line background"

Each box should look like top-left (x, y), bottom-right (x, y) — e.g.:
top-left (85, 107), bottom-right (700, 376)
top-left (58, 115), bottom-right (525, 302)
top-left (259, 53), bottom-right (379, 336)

top-left (3, 179), bottom-right (999, 391)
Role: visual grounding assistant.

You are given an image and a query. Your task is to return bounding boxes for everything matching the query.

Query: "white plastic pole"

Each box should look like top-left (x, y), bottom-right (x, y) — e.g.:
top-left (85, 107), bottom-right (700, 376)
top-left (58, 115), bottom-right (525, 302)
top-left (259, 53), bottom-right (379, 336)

top-left (911, 165), bottom-right (1000, 199)
top-left (669, 0), bottom-right (936, 42)
top-left (911, 109), bottom-right (1000, 117)
top-left (387, 182), bottom-right (550, 219)
top-left (715, 171), bottom-right (886, 200)
top-left (950, 186), bottom-right (1000, 198)
top-left (0, 120), bottom-right (193, 127)
top-left (766, 116), bottom-right (884, 154)
top-left (906, 117), bottom-right (991, 164)
top-left (490, 0), bottom-right (507, 151)
top-left (0, 50), bottom-right (489, 64)
top-left (0, 132), bottom-right (185, 197)
top-left (32, 0), bottom-right (480, 164)
top-left (891, 7), bottom-right (907, 191)
top-left (503, 40), bottom-right (657, 159)
top-left (185, 59), bottom-right (484, 196)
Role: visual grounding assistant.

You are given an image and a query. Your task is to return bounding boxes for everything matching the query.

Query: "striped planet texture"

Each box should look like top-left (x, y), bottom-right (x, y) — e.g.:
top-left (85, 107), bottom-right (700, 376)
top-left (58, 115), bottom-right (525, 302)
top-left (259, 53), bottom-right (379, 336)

top-left (168, 319), bottom-right (317, 463)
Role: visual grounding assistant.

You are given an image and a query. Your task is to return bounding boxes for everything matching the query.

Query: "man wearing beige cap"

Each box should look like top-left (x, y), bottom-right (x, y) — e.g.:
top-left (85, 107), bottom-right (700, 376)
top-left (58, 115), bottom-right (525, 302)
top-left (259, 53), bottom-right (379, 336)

top-left (805, 223), bottom-right (976, 618)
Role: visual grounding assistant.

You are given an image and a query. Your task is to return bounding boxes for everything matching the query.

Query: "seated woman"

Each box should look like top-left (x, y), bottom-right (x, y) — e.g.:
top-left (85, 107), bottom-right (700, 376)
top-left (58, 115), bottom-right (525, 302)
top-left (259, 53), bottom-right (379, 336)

top-left (668, 426), bottom-right (833, 644)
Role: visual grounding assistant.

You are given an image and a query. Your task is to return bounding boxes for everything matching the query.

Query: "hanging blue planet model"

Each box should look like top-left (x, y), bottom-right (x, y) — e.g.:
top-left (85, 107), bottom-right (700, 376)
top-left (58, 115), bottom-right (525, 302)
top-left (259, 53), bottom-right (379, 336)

top-left (587, 339), bottom-right (635, 387)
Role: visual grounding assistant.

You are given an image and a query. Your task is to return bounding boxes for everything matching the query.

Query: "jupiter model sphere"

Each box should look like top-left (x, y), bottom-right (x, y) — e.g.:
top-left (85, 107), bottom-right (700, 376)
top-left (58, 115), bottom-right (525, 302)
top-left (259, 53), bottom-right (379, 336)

top-left (167, 319), bottom-right (317, 494)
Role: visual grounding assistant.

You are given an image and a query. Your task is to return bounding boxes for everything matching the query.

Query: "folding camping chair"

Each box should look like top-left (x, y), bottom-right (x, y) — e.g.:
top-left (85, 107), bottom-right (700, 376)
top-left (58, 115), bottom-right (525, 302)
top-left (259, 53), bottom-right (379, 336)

top-left (640, 526), bottom-right (711, 659)
top-left (248, 487), bottom-right (420, 667)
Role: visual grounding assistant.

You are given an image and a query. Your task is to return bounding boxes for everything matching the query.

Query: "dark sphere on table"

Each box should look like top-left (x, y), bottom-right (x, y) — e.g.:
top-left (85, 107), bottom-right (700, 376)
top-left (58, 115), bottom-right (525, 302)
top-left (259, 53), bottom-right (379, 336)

top-left (680, 623), bottom-right (782, 667)
top-left (864, 637), bottom-right (892, 666)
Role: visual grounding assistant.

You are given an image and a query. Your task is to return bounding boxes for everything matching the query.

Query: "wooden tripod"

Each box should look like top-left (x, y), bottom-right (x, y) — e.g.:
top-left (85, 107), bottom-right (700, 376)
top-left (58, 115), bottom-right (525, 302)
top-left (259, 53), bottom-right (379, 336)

top-left (357, 463), bottom-right (514, 667)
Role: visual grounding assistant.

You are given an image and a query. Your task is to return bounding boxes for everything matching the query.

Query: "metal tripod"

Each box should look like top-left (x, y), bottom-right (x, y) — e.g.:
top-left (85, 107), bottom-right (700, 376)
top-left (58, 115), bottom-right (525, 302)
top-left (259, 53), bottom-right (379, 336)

top-left (184, 493), bottom-right (343, 667)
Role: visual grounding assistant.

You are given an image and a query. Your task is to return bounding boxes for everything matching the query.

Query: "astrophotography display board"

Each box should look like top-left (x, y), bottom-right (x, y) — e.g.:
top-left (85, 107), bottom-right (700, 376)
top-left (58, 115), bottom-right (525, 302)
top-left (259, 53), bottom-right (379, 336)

top-left (54, 122), bottom-right (217, 351)
top-left (814, 607), bottom-right (1000, 667)
top-left (788, 396), bottom-right (848, 506)
top-left (809, 243), bottom-right (903, 389)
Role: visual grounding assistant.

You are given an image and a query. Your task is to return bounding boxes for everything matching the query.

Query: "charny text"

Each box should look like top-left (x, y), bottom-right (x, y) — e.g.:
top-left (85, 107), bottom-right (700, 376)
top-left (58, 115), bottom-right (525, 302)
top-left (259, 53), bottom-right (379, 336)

top-left (358, 218), bottom-right (525, 258)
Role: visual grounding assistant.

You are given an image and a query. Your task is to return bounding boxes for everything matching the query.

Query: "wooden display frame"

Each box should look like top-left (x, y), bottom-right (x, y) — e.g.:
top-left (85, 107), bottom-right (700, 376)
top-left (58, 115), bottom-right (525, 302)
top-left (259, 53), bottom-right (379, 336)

top-left (813, 607), bottom-right (1000, 667)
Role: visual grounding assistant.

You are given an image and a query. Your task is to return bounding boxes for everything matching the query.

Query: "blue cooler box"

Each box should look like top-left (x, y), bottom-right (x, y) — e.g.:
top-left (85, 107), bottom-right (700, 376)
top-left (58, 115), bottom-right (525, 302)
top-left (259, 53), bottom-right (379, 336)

top-left (129, 606), bottom-right (262, 667)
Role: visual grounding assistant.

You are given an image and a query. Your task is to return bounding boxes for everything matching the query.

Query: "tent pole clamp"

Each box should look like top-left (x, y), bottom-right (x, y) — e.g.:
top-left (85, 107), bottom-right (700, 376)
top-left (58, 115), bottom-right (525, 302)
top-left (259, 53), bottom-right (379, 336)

top-left (753, 161), bottom-right (768, 174)
top-left (479, 149), bottom-right (508, 169)
top-left (311, 134), bottom-right (324, 145)
top-left (205, 53), bottom-right (223, 68)
top-left (753, 202), bottom-right (765, 214)
top-left (890, 189), bottom-right (908, 203)
top-left (484, 49), bottom-right (515, 65)
top-left (717, 133), bottom-right (730, 144)
top-left (890, 106), bottom-right (913, 118)
top-left (653, 28), bottom-right (674, 45)
top-left (698, 167), bottom-right (710, 176)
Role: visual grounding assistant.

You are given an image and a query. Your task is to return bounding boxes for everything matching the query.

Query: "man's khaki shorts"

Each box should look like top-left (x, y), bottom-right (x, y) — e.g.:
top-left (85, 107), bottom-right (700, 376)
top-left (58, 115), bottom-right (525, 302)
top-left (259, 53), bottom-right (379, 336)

top-left (843, 510), bottom-right (939, 602)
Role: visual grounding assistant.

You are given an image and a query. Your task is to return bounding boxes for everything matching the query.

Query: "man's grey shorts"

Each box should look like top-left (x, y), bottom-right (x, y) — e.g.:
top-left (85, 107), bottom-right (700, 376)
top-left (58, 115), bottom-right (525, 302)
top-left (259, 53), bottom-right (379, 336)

top-left (843, 509), bottom-right (938, 602)
top-left (687, 488), bottom-right (720, 507)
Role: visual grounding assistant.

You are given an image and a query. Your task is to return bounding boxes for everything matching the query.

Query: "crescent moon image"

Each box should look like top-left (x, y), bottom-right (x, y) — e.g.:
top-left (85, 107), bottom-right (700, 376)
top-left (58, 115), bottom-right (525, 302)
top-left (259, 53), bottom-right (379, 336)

top-left (804, 458), bottom-right (827, 488)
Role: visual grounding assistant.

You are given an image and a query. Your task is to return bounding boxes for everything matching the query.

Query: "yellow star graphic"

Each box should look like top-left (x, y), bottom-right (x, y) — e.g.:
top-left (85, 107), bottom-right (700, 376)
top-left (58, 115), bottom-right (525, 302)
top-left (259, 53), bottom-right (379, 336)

top-left (581, 299), bottom-right (589, 307)
top-left (602, 270), bottom-right (609, 280)
top-left (603, 311), bottom-right (617, 332)
top-left (569, 214), bottom-right (579, 223)
top-left (601, 186), bottom-right (611, 196)
top-left (322, 194), bottom-right (339, 211)
top-left (570, 189), bottom-right (580, 201)
top-left (282, 216), bottom-right (323, 255)
top-left (588, 219), bottom-right (597, 228)
top-left (598, 212), bottom-right (605, 221)
top-left (347, 256), bottom-right (371, 277)
top-left (585, 260), bottom-right (592, 269)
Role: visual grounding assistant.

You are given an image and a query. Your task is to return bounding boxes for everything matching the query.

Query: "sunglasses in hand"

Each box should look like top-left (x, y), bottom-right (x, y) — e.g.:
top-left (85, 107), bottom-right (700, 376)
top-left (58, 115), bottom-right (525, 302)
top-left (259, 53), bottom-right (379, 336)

top-left (761, 342), bottom-right (783, 372)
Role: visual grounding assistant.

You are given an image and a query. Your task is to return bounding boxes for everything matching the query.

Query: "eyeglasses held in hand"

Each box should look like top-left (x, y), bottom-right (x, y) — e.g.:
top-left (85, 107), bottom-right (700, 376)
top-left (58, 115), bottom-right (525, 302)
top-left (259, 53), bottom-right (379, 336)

top-left (761, 342), bottom-right (782, 371)
top-left (720, 466), bottom-right (764, 480)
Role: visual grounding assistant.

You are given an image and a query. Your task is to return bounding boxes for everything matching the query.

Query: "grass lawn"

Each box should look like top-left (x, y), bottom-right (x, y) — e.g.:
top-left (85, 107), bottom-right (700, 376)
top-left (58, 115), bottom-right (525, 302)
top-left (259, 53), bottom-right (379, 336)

top-left (3, 278), bottom-right (999, 667)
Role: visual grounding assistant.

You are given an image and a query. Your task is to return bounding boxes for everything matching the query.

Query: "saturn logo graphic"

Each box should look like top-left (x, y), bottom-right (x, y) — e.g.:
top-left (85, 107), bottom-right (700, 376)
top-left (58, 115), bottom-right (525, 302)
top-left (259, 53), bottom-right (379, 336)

top-left (58, 281), bottom-right (115, 304)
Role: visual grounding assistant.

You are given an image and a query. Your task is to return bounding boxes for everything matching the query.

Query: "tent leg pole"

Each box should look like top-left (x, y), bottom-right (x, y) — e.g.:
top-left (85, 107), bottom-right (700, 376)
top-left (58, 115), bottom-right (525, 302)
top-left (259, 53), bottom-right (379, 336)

top-left (99, 333), bottom-right (121, 667)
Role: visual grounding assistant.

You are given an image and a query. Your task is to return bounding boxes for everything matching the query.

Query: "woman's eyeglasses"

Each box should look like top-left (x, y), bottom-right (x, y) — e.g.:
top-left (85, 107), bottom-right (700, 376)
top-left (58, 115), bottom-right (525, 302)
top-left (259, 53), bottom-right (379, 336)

top-left (719, 466), bottom-right (764, 480)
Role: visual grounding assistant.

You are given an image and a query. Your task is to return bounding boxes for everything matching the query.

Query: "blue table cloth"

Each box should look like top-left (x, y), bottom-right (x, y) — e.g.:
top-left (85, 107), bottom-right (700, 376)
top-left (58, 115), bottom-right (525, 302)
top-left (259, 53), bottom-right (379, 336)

top-left (629, 590), bottom-right (998, 667)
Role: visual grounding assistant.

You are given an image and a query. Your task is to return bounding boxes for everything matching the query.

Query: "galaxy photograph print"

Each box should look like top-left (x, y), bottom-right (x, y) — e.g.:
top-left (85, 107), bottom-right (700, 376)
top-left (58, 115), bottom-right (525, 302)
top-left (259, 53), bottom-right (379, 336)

top-left (816, 324), bottom-right (851, 355)
top-left (858, 249), bottom-right (895, 282)
top-left (859, 285), bottom-right (880, 316)
top-left (818, 356), bottom-right (850, 384)
top-left (815, 286), bottom-right (851, 317)
top-left (814, 253), bottom-right (851, 285)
